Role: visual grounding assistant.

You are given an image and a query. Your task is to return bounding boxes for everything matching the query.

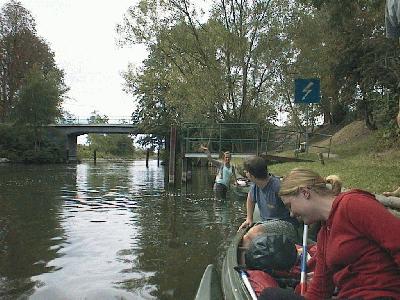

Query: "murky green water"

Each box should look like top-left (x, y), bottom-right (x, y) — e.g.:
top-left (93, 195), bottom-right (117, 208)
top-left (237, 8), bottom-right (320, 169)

top-left (0, 161), bottom-right (247, 299)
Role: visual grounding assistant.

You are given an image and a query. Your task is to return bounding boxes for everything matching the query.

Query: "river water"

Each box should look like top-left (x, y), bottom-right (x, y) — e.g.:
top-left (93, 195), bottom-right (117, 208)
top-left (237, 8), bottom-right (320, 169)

top-left (0, 161), bottom-right (247, 299)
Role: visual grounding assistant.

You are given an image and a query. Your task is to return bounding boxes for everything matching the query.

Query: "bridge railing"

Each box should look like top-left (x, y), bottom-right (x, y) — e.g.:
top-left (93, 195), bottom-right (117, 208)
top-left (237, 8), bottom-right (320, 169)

top-left (182, 123), bottom-right (261, 155)
top-left (262, 127), bottom-right (333, 157)
top-left (183, 123), bottom-right (333, 158)
top-left (56, 116), bottom-right (133, 125)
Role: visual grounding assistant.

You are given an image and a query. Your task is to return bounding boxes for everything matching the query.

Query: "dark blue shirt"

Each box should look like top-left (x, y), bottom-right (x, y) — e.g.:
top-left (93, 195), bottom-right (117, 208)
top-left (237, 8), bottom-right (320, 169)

top-left (249, 175), bottom-right (292, 222)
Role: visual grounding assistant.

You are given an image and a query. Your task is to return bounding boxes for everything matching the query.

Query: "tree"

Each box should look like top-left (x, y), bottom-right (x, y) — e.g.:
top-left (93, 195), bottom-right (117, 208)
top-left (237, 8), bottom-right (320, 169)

top-left (15, 65), bottom-right (65, 150)
top-left (0, 0), bottom-right (63, 122)
top-left (119, 0), bottom-right (399, 135)
top-left (118, 0), bottom-right (303, 128)
top-left (85, 111), bottom-right (136, 158)
top-left (298, 0), bottom-right (398, 128)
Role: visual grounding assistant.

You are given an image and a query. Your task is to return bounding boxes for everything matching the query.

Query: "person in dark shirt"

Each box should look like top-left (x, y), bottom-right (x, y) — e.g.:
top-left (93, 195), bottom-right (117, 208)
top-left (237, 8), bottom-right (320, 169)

top-left (237, 157), bottom-right (298, 264)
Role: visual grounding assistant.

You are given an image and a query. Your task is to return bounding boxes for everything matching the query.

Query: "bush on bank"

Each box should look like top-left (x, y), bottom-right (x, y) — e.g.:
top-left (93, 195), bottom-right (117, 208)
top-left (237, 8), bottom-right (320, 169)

top-left (0, 125), bottom-right (65, 163)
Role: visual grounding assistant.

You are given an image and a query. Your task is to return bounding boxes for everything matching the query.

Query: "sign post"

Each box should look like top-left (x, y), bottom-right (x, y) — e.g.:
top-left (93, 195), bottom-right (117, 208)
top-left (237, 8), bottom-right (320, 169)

top-left (294, 78), bottom-right (321, 153)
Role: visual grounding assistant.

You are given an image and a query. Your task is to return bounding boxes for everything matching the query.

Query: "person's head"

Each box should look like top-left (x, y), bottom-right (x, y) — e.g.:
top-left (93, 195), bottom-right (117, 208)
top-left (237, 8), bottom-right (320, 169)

top-left (243, 156), bottom-right (269, 180)
top-left (279, 168), bottom-right (342, 224)
top-left (223, 151), bottom-right (231, 164)
top-left (245, 233), bottom-right (297, 271)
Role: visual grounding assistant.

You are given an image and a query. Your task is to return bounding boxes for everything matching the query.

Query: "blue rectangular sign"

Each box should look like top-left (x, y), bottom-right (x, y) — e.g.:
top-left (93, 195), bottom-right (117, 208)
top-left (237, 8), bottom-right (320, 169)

top-left (294, 78), bottom-right (320, 103)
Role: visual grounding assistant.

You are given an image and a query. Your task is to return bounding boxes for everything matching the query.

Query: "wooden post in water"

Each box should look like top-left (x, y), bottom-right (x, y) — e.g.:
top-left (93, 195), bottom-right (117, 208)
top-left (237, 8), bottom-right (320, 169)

top-left (181, 135), bottom-right (187, 183)
top-left (169, 126), bottom-right (177, 184)
top-left (181, 157), bottom-right (188, 183)
top-left (157, 148), bottom-right (160, 166)
top-left (146, 149), bottom-right (150, 167)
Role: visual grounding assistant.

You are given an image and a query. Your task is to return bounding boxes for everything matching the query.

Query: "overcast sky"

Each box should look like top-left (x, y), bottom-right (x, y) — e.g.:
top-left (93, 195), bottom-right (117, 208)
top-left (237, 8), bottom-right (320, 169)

top-left (1, 0), bottom-right (148, 119)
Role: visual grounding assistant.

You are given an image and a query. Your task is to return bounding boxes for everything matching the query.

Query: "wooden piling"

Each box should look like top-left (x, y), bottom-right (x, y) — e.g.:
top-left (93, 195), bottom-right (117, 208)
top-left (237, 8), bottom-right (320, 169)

top-left (182, 157), bottom-right (188, 183)
top-left (146, 149), bottom-right (150, 167)
top-left (318, 152), bottom-right (324, 165)
top-left (169, 126), bottom-right (177, 184)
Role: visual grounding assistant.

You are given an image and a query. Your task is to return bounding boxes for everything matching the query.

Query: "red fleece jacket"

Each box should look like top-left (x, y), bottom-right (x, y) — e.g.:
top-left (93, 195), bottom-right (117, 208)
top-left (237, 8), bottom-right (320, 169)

top-left (306, 190), bottom-right (400, 300)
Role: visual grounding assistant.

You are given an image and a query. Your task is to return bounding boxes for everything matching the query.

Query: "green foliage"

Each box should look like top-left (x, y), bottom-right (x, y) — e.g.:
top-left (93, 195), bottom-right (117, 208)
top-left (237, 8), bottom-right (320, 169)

top-left (118, 0), bottom-right (301, 142)
top-left (14, 65), bottom-right (63, 126)
top-left (0, 1), bottom-right (66, 123)
top-left (87, 134), bottom-right (136, 157)
top-left (297, 0), bottom-right (398, 129)
top-left (82, 111), bottom-right (137, 158)
top-left (117, 0), bottom-right (400, 138)
top-left (0, 124), bottom-right (65, 163)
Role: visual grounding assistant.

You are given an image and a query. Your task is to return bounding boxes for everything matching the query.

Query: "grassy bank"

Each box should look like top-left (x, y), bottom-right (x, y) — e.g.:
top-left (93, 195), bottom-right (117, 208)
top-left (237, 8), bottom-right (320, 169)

top-left (236, 122), bottom-right (400, 194)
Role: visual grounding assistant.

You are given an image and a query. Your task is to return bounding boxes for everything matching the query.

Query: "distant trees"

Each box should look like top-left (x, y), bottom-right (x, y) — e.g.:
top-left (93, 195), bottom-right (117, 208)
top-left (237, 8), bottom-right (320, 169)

top-left (83, 111), bottom-right (137, 158)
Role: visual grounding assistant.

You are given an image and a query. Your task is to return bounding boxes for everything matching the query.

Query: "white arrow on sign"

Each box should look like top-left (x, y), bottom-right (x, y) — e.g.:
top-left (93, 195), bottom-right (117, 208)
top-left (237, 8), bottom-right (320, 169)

top-left (302, 82), bottom-right (314, 101)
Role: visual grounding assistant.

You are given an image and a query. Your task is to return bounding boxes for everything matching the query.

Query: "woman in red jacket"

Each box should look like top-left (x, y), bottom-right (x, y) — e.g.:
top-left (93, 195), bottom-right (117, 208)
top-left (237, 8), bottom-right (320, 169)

top-left (279, 168), bottom-right (400, 300)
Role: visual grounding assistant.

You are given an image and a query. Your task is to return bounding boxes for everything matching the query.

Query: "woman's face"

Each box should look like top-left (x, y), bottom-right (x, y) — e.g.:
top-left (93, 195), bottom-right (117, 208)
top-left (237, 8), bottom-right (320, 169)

top-left (281, 190), bottom-right (317, 225)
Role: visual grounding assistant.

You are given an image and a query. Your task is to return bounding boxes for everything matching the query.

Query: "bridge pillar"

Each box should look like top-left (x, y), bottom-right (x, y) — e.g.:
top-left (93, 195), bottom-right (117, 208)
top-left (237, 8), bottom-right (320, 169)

top-left (66, 134), bottom-right (78, 162)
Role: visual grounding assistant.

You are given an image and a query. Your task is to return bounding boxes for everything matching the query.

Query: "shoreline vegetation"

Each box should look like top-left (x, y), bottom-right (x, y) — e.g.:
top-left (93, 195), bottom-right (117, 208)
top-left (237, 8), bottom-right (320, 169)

top-left (79, 157), bottom-right (155, 162)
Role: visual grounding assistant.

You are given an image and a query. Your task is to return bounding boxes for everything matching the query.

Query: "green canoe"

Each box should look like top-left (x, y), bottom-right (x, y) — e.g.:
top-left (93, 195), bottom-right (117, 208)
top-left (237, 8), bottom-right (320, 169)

top-left (194, 208), bottom-right (261, 300)
top-left (194, 230), bottom-right (251, 300)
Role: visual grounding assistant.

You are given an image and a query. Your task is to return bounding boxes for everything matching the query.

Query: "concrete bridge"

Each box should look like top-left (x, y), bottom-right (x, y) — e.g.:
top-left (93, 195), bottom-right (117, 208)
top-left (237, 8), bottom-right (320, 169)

top-left (49, 117), bottom-right (137, 161)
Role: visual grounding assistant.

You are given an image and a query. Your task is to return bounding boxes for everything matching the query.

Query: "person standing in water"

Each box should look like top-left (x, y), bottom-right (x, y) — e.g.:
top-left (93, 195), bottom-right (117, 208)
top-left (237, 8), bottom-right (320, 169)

top-left (200, 145), bottom-right (237, 199)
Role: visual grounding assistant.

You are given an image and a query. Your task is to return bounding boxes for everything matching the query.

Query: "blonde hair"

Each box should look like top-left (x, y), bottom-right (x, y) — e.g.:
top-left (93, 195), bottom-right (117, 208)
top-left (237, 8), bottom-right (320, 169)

top-left (279, 168), bottom-right (342, 196)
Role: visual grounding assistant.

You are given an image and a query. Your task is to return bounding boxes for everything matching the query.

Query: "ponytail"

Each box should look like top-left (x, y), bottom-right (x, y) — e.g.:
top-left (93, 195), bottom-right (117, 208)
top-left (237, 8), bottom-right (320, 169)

top-left (325, 175), bottom-right (342, 195)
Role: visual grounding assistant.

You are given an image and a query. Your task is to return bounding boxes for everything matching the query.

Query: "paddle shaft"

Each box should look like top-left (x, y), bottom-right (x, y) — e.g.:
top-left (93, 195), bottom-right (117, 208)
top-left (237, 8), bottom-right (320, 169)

top-left (300, 224), bottom-right (309, 295)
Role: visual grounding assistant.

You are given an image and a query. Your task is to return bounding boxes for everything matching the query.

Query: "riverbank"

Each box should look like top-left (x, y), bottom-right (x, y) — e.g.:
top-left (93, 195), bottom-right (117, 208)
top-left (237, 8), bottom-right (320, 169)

top-left (273, 121), bottom-right (399, 194)
top-left (232, 121), bottom-right (400, 195)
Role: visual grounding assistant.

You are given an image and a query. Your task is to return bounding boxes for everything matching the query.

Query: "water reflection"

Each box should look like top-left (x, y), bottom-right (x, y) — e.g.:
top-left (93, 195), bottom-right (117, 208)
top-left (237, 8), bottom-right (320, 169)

top-left (0, 165), bottom-right (69, 299)
top-left (0, 161), bottom-right (247, 299)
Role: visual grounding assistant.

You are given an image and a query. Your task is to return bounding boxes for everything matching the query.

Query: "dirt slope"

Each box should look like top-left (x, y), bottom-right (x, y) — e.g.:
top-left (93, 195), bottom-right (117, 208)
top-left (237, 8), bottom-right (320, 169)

top-left (313, 121), bottom-right (372, 148)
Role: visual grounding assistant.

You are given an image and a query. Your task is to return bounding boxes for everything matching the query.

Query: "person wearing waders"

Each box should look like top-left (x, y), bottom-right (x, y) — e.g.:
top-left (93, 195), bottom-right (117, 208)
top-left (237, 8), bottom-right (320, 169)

top-left (200, 145), bottom-right (237, 199)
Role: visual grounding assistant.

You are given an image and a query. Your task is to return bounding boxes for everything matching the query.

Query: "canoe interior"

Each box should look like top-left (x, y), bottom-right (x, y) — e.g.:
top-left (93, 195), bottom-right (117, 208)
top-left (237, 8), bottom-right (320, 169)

top-left (194, 264), bottom-right (223, 300)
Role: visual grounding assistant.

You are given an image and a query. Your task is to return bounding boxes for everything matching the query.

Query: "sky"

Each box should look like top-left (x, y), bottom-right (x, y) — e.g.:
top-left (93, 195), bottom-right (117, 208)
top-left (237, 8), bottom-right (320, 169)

top-left (0, 0), bottom-right (148, 119)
